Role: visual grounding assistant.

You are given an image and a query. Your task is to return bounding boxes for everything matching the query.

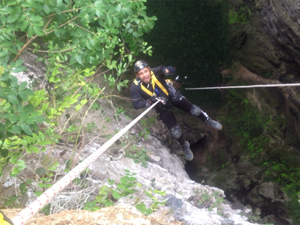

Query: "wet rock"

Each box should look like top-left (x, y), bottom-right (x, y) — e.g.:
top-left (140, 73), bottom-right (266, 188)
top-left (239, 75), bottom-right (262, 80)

top-left (258, 182), bottom-right (275, 200)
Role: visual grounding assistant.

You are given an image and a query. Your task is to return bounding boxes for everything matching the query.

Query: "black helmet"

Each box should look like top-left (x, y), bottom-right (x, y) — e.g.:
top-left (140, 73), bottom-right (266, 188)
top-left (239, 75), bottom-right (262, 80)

top-left (134, 60), bottom-right (148, 73)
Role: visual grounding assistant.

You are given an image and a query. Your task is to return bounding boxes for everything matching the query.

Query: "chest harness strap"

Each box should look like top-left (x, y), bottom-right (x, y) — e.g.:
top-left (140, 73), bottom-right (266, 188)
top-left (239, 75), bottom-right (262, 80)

top-left (140, 71), bottom-right (169, 97)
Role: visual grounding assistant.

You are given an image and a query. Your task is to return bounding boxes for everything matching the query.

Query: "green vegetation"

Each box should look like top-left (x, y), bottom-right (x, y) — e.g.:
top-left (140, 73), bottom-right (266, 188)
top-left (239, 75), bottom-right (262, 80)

top-left (84, 170), bottom-right (166, 215)
top-left (228, 5), bottom-right (251, 25)
top-left (222, 89), bottom-right (270, 158)
top-left (193, 189), bottom-right (224, 214)
top-left (222, 89), bottom-right (300, 224)
top-left (0, 0), bottom-right (155, 207)
top-left (138, 117), bottom-right (156, 140)
top-left (125, 145), bottom-right (149, 168)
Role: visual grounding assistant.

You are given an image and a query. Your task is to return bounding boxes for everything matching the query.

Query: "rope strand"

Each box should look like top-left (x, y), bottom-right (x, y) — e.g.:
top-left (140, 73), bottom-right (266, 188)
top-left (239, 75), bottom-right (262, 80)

top-left (185, 83), bottom-right (300, 90)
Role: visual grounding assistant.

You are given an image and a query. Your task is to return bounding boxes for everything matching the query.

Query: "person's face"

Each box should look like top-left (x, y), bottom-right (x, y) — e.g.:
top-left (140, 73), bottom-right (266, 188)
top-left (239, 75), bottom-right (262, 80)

top-left (136, 67), bottom-right (151, 84)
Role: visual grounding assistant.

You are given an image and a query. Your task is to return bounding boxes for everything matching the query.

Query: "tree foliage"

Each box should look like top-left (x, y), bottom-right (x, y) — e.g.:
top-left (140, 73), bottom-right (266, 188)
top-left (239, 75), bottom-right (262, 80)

top-left (0, 0), bottom-right (155, 193)
top-left (0, 0), bottom-right (156, 69)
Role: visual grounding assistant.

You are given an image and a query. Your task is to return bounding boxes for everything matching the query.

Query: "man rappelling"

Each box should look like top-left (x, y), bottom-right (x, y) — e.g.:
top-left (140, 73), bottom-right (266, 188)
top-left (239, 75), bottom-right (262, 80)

top-left (130, 60), bottom-right (222, 161)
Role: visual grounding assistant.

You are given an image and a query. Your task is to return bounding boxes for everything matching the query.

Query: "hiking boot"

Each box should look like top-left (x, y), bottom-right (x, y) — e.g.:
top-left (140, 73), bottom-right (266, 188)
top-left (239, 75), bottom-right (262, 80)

top-left (205, 118), bottom-right (222, 130)
top-left (181, 141), bottom-right (194, 161)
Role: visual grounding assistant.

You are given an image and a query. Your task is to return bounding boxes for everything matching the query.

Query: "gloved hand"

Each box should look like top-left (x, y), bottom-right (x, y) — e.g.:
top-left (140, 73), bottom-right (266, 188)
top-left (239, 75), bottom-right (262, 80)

top-left (150, 95), bottom-right (158, 103)
top-left (145, 96), bottom-right (158, 108)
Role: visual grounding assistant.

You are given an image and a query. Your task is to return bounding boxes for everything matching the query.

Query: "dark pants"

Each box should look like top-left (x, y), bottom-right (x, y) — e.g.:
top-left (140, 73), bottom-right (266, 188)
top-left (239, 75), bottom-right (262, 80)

top-left (157, 97), bottom-right (194, 145)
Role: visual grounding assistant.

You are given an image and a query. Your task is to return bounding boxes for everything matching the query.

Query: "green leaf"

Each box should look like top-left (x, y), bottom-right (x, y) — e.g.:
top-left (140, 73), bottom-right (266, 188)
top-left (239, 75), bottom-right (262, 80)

top-left (11, 167), bottom-right (20, 176)
top-left (95, 10), bottom-right (101, 17)
top-left (17, 160), bottom-right (26, 170)
top-left (75, 55), bottom-right (83, 64)
top-left (0, 149), bottom-right (9, 158)
top-left (33, 26), bottom-right (44, 36)
top-left (22, 88), bottom-right (34, 96)
top-left (43, 4), bottom-right (50, 14)
top-left (7, 14), bottom-right (20, 23)
top-left (21, 123), bottom-right (33, 135)
top-left (1, 41), bottom-right (12, 47)
top-left (32, 115), bottom-right (46, 123)
top-left (9, 75), bottom-right (18, 87)
top-left (9, 114), bottom-right (18, 124)
top-left (11, 66), bottom-right (26, 73)
top-left (112, 190), bottom-right (121, 199)
top-left (20, 20), bottom-right (29, 31)
top-left (7, 95), bottom-right (18, 104)
top-left (13, 59), bottom-right (24, 67)
top-left (132, 32), bottom-right (139, 38)
top-left (10, 155), bottom-right (18, 164)
top-left (31, 15), bottom-right (43, 22)
top-left (86, 42), bottom-right (92, 50)
top-left (19, 81), bottom-right (28, 90)
top-left (28, 26), bottom-right (33, 38)
top-left (0, 50), bottom-right (9, 58)
top-left (106, 14), bottom-right (112, 26)
top-left (113, 17), bottom-right (120, 27)
top-left (57, 0), bottom-right (63, 7)
top-left (146, 21), bottom-right (154, 29)
top-left (16, 102), bottom-right (23, 112)
top-left (7, 125), bottom-right (21, 134)
top-left (20, 112), bottom-right (28, 123)
top-left (19, 90), bottom-right (30, 100)
top-left (115, 5), bottom-right (121, 12)
top-left (35, 167), bottom-right (47, 175)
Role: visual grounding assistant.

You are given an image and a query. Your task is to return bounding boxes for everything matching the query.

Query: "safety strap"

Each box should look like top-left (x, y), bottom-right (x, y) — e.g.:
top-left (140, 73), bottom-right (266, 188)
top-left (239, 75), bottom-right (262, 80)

top-left (140, 71), bottom-right (169, 97)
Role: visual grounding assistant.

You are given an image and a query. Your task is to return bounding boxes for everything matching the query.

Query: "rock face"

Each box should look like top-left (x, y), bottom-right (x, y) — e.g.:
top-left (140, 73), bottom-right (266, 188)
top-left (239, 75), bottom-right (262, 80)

top-left (1, 57), bottom-right (259, 225)
top-left (2, 115), bottom-right (260, 225)
top-left (180, 64), bottom-right (295, 225)
top-left (2, 206), bottom-right (183, 225)
top-left (191, 1), bottom-right (300, 224)
top-left (5, 0), bottom-right (300, 222)
top-left (229, 0), bottom-right (300, 78)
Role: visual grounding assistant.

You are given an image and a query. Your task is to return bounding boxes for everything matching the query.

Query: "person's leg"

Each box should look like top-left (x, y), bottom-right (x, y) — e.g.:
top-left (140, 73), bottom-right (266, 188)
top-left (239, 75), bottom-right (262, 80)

top-left (189, 104), bottom-right (222, 130)
top-left (159, 110), bottom-right (193, 160)
top-left (171, 93), bottom-right (222, 130)
top-left (159, 110), bottom-right (184, 144)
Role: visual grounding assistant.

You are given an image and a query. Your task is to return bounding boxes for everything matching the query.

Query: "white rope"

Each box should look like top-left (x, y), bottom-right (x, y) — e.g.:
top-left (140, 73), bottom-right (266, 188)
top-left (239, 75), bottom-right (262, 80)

top-left (12, 101), bottom-right (159, 225)
top-left (185, 83), bottom-right (300, 90)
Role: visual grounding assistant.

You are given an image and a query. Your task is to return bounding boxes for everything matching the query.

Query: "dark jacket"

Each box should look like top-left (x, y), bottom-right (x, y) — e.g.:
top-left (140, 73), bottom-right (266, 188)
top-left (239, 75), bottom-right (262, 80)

top-left (130, 66), bottom-right (175, 110)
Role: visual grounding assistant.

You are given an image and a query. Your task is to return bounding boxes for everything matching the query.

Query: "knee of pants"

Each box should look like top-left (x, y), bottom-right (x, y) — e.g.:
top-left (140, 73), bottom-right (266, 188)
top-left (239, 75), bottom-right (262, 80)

top-left (189, 105), bottom-right (201, 116)
top-left (170, 123), bottom-right (182, 139)
top-left (171, 92), bottom-right (185, 104)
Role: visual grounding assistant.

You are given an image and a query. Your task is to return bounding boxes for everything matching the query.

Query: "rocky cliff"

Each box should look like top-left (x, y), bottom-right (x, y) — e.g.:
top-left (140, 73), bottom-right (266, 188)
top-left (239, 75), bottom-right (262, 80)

top-left (177, 1), bottom-right (300, 224)
top-left (2, 1), bottom-right (300, 224)
top-left (1, 95), bottom-right (259, 225)
top-left (230, 0), bottom-right (300, 78)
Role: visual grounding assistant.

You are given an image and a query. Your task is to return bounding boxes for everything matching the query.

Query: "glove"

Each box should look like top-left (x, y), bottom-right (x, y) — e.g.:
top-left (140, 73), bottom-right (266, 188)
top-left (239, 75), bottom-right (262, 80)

top-left (165, 66), bottom-right (176, 75)
top-left (150, 95), bottom-right (158, 103)
top-left (145, 96), bottom-right (158, 108)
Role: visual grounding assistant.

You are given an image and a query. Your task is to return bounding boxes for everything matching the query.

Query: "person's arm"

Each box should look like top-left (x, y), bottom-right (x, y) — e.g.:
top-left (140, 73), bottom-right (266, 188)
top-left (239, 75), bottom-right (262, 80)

top-left (151, 66), bottom-right (176, 77)
top-left (130, 83), bottom-right (149, 109)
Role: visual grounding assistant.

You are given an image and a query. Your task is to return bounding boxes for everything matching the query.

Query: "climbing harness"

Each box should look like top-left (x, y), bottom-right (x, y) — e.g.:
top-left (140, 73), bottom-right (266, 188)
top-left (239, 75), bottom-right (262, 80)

top-left (185, 83), bottom-right (300, 90)
top-left (140, 71), bottom-right (169, 97)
